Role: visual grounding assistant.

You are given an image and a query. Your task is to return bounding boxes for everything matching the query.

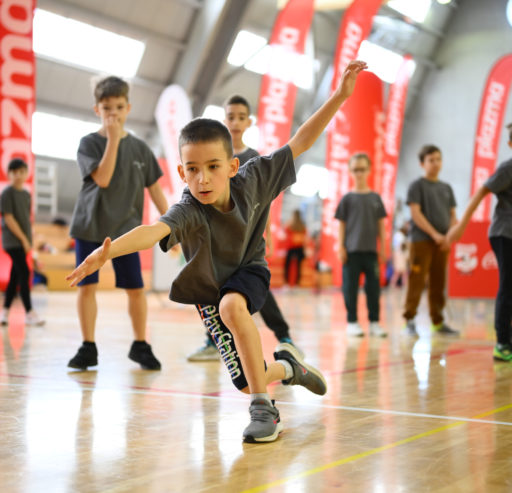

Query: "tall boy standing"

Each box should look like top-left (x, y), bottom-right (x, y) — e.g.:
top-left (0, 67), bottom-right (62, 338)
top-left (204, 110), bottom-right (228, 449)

top-left (335, 153), bottom-right (387, 337)
top-left (188, 94), bottom-right (300, 361)
top-left (403, 145), bottom-right (458, 336)
top-left (68, 76), bottom-right (168, 371)
top-left (67, 60), bottom-right (367, 443)
top-left (1, 158), bottom-right (45, 326)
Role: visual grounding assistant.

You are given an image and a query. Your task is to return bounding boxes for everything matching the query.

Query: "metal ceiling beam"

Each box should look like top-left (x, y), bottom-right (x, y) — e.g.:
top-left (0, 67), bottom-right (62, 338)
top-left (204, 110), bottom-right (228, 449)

top-left (171, 0), bottom-right (254, 115)
top-left (38, 0), bottom-right (188, 52)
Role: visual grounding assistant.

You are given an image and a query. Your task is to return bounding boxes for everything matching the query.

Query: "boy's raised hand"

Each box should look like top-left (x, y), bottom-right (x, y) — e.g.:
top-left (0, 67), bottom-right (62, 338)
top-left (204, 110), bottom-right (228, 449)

top-left (337, 60), bottom-right (368, 100)
top-left (66, 237), bottom-right (112, 287)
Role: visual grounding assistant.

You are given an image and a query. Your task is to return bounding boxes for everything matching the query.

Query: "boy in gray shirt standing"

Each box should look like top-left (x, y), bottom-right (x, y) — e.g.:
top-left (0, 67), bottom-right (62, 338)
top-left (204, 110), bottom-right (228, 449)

top-left (403, 144), bottom-right (458, 336)
top-left (335, 153), bottom-right (387, 337)
top-left (1, 159), bottom-right (45, 326)
top-left (68, 76), bottom-right (168, 371)
top-left (447, 124), bottom-right (512, 360)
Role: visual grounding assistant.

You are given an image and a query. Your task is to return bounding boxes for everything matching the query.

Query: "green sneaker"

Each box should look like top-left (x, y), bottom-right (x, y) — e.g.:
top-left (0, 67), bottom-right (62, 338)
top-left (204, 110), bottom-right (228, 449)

top-left (431, 322), bottom-right (459, 336)
top-left (493, 343), bottom-right (512, 362)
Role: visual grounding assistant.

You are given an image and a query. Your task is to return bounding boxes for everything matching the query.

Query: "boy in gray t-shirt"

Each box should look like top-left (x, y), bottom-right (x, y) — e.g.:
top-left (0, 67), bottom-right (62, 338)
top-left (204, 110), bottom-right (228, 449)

top-left (447, 123), bottom-right (512, 361)
top-left (67, 76), bottom-right (168, 372)
top-left (403, 144), bottom-right (458, 336)
top-left (334, 153), bottom-right (387, 338)
top-left (67, 60), bottom-right (367, 444)
top-left (1, 159), bottom-right (44, 326)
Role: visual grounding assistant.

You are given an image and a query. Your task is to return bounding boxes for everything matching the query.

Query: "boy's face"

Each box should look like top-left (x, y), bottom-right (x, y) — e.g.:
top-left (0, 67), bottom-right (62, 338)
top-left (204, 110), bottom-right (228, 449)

top-left (421, 151), bottom-right (442, 179)
top-left (94, 96), bottom-right (131, 128)
top-left (224, 104), bottom-right (251, 144)
top-left (8, 167), bottom-right (28, 188)
top-left (349, 157), bottom-right (370, 186)
top-left (178, 140), bottom-right (239, 212)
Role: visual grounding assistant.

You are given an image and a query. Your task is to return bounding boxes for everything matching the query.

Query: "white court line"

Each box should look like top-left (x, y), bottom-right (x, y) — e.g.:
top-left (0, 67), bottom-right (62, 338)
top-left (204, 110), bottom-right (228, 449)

top-left (2, 380), bottom-right (512, 427)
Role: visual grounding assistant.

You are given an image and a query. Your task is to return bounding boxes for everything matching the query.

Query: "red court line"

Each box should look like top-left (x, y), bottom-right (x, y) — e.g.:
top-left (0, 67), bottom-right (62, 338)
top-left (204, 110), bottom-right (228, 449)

top-left (0, 345), bottom-right (492, 396)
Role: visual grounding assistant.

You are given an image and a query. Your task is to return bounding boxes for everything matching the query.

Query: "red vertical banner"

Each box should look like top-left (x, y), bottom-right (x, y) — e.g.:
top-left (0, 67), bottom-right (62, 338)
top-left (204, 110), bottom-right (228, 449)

top-left (379, 55), bottom-right (414, 254)
top-left (320, 0), bottom-right (382, 284)
top-left (470, 54), bottom-right (512, 222)
top-left (256, 0), bottom-right (315, 259)
top-left (0, 0), bottom-right (37, 290)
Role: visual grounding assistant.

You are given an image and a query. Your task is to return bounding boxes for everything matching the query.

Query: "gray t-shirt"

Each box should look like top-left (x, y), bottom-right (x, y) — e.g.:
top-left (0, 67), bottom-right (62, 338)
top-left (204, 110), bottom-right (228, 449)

top-left (236, 147), bottom-right (260, 166)
top-left (334, 191), bottom-right (387, 253)
top-left (485, 157), bottom-right (512, 240)
top-left (406, 177), bottom-right (456, 242)
top-left (70, 132), bottom-right (163, 242)
top-left (158, 145), bottom-right (295, 305)
top-left (0, 185), bottom-right (31, 250)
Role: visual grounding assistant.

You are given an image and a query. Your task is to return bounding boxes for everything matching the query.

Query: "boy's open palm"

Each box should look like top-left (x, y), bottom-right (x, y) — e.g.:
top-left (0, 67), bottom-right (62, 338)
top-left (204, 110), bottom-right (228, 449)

top-left (339, 60), bottom-right (368, 99)
top-left (66, 237), bottom-right (111, 287)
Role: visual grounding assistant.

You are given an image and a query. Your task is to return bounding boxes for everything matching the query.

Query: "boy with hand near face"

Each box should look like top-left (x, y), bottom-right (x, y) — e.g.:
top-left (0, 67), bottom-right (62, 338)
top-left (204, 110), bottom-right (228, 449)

top-left (335, 153), bottom-right (387, 338)
top-left (188, 94), bottom-right (301, 361)
top-left (67, 60), bottom-right (367, 443)
top-left (67, 76), bottom-right (168, 371)
top-left (403, 145), bottom-right (458, 337)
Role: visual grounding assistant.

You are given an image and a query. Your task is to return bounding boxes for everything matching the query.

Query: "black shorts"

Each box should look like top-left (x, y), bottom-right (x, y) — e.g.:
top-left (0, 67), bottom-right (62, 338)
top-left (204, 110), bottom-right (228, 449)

top-left (196, 264), bottom-right (270, 390)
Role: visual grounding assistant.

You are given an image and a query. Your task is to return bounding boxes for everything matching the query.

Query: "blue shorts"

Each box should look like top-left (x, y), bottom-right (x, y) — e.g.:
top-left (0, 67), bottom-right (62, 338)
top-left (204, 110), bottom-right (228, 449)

top-left (75, 238), bottom-right (144, 289)
top-left (219, 264), bottom-right (270, 314)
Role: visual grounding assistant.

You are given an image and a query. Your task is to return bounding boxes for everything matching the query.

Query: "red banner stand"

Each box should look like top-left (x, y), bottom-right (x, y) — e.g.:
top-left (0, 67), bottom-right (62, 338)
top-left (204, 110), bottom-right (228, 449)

top-left (448, 221), bottom-right (499, 298)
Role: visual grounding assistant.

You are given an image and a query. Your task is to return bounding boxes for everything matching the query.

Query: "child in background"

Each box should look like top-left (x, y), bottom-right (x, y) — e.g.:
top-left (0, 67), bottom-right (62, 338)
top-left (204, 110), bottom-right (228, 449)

top-left (284, 209), bottom-right (307, 286)
top-left (447, 123), bottom-right (512, 360)
top-left (67, 76), bottom-right (168, 371)
top-left (0, 158), bottom-right (45, 326)
top-left (403, 145), bottom-right (458, 336)
top-left (335, 153), bottom-right (387, 337)
top-left (67, 60), bottom-right (367, 443)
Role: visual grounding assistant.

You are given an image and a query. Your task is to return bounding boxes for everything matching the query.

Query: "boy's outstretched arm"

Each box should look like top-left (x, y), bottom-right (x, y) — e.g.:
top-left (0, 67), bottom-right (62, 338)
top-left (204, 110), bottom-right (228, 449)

top-left (288, 60), bottom-right (367, 159)
top-left (446, 186), bottom-right (491, 244)
top-left (66, 222), bottom-right (171, 287)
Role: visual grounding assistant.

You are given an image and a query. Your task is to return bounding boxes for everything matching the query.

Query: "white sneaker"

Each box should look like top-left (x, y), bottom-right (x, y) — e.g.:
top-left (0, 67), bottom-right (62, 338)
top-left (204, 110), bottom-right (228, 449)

top-left (1, 309), bottom-right (8, 326)
top-left (369, 322), bottom-right (387, 338)
top-left (25, 311), bottom-right (45, 327)
top-left (346, 322), bottom-right (364, 337)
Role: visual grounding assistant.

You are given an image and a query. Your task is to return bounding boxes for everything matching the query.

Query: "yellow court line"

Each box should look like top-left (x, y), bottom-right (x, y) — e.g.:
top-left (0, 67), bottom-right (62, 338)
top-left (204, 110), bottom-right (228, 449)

top-left (242, 403), bottom-right (512, 493)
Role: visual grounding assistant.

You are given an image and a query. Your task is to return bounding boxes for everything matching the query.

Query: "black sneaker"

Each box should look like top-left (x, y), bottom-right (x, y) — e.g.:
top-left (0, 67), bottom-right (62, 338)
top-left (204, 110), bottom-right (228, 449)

top-left (68, 343), bottom-right (98, 370)
top-left (243, 399), bottom-right (283, 443)
top-left (405, 320), bottom-right (418, 337)
top-left (274, 342), bottom-right (327, 395)
top-left (128, 341), bottom-right (161, 370)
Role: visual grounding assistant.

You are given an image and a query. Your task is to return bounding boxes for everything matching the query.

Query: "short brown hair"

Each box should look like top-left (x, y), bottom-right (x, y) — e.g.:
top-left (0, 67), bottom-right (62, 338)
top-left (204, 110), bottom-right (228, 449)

top-left (93, 76), bottom-right (129, 103)
top-left (223, 94), bottom-right (251, 114)
top-left (349, 152), bottom-right (371, 167)
top-left (418, 144), bottom-right (441, 163)
top-left (179, 118), bottom-right (233, 159)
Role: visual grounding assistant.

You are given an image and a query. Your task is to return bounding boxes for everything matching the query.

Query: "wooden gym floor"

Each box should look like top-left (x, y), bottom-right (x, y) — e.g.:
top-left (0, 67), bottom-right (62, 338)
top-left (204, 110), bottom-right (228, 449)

top-left (1, 286), bottom-right (511, 492)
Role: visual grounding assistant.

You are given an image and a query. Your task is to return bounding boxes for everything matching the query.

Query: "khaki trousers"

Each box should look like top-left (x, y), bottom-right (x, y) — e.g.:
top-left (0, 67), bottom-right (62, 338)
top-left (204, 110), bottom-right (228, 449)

top-left (403, 240), bottom-right (449, 324)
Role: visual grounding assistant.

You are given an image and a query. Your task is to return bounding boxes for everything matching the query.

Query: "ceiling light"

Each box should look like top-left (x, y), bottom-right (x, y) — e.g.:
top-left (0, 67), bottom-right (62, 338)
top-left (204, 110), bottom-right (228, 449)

top-left (357, 40), bottom-right (416, 83)
top-left (507, 0), bottom-right (512, 27)
top-left (387, 0), bottom-right (432, 23)
top-left (33, 9), bottom-right (145, 77)
top-left (32, 112), bottom-right (99, 160)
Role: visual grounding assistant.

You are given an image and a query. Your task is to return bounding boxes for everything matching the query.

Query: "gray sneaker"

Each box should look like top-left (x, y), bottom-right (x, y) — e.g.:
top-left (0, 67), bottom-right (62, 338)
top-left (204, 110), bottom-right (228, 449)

top-left (243, 399), bottom-right (283, 443)
top-left (405, 320), bottom-right (418, 337)
top-left (274, 343), bottom-right (327, 395)
top-left (187, 343), bottom-right (220, 362)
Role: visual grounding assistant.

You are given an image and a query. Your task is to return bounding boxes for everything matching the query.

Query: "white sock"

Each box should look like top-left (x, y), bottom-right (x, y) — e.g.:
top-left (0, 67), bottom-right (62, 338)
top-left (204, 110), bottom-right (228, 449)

top-left (251, 393), bottom-right (272, 405)
top-left (276, 359), bottom-right (294, 380)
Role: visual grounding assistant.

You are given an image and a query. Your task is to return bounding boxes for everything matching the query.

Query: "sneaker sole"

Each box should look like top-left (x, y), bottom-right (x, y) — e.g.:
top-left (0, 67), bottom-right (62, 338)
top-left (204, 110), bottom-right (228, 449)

top-left (243, 422), bottom-right (284, 443)
top-left (275, 342), bottom-right (327, 395)
top-left (67, 361), bottom-right (98, 370)
top-left (128, 355), bottom-right (161, 371)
